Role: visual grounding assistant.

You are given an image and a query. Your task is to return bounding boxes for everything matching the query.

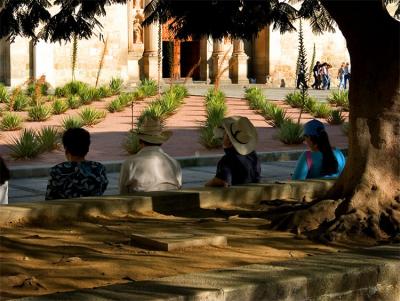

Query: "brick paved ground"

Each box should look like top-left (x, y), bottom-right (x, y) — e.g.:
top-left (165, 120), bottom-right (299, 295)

top-left (0, 87), bottom-right (348, 167)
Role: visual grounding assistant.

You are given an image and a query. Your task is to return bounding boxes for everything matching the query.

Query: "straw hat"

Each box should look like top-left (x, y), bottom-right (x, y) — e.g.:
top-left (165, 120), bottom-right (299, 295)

top-left (137, 118), bottom-right (172, 144)
top-left (214, 116), bottom-right (258, 155)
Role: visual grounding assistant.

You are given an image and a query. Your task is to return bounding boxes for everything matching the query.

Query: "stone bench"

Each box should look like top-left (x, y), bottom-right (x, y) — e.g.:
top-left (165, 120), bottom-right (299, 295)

top-left (15, 245), bottom-right (400, 301)
top-left (0, 180), bottom-right (334, 227)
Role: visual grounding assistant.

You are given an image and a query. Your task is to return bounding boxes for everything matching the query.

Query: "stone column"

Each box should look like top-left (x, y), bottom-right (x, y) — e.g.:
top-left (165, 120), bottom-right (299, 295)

top-left (230, 39), bottom-right (248, 84)
top-left (143, 0), bottom-right (159, 80)
top-left (0, 38), bottom-right (10, 85)
top-left (199, 37), bottom-right (212, 82)
top-left (127, 0), bottom-right (134, 52)
top-left (8, 37), bottom-right (30, 86)
top-left (211, 39), bottom-right (231, 84)
top-left (32, 40), bottom-right (55, 86)
top-left (253, 27), bottom-right (270, 84)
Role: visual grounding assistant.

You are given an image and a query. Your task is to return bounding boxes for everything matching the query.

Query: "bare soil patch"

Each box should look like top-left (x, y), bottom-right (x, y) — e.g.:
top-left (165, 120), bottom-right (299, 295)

top-left (0, 207), bottom-right (343, 300)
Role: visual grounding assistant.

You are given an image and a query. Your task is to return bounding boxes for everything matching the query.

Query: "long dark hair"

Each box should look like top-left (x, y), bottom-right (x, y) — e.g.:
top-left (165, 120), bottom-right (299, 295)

top-left (0, 156), bottom-right (10, 185)
top-left (309, 131), bottom-right (338, 176)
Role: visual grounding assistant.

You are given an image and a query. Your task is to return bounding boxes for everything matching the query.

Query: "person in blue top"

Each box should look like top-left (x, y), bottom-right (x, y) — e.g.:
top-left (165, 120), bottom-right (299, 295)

top-left (292, 119), bottom-right (346, 180)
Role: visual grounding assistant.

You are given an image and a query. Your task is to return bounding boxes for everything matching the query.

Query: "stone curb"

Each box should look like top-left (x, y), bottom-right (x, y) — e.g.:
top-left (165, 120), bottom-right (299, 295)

top-left (14, 245), bottom-right (400, 301)
top-left (9, 148), bottom-right (348, 179)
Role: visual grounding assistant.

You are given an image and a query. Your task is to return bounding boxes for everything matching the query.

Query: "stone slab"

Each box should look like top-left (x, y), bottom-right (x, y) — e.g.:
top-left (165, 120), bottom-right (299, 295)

top-left (15, 245), bottom-right (400, 301)
top-left (1, 181), bottom-right (335, 226)
top-left (130, 233), bottom-right (228, 251)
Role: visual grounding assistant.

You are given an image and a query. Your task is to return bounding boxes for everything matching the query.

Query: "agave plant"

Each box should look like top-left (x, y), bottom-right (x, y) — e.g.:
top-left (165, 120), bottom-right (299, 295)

top-left (266, 105), bottom-right (289, 128)
top-left (138, 79), bottom-right (158, 97)
top-left (109, 77), bottom-right (124, 95)
top-left (123, 130), bottom-right (141, 155)
top-left (97, 85), bottom-right (112, 98)
top-left (0, 84), bottom-right (8, 103)
top-left (327, 109), bottom-right (346, 125)
top-left (107, 98), bottom-right (124, 113)
top-left (10, 92), bottom-right (30, 111)
top-left (64, 81), bottom-right (89, 96)
top-left (61, 115), bottom-right (83, 130)
top-left (278, 120), bottom-right (304, 144)
top-left (52, 99), bottom-right (69, 115)
top-left (78, 86), bottom-right (99, 104)
top-left (67, 95), bottom-right (81, 109)
top-left (311, 103), bottom-right (332, 118)
top-left (0, 112), bottom-right (23, 131)
top-left (28, 104), bottom-right (53, 121)
top-left (169, 84), bottom-right (188, 99)
top-left (37, 126), bottom-right (61, 152)
top-left (8, 129), bottom-right (41, 159)
top-left (327, 90), bottom-right (349, 107)
top-left (118, 93), bottom-right (135, 107)
top-left (78, 107), bottom-right (107, 126)
top-left (284, 91), bottom-right (303, 108)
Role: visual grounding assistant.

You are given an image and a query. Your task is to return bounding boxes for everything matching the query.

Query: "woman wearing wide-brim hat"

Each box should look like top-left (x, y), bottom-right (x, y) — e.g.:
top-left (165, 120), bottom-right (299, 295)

top-left (205, 116), bottom-right (261, 187)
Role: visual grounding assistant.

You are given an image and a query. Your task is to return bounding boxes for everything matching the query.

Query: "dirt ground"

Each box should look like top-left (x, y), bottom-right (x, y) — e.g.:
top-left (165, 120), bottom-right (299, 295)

top-left (0, 206), bottom-right (344, 301)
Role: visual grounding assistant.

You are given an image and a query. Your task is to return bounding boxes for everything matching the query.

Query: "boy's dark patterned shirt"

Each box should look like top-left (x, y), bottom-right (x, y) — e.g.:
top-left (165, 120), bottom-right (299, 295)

top-left (45, 161), bottom-right (108, 200)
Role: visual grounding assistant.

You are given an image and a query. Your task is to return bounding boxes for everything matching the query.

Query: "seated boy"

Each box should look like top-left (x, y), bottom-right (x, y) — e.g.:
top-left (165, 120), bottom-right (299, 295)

top-left (45, 128), bottom-right (108, 200)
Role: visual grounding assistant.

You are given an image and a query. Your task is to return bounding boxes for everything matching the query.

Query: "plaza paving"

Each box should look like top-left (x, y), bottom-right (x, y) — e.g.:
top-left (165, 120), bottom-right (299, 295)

top-left (9, 160), bottom-right (296, 203)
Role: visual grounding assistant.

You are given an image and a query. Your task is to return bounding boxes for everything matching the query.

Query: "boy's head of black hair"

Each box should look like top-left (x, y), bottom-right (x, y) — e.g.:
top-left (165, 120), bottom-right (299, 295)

top-left (62, 128), bottom-right (91, 157)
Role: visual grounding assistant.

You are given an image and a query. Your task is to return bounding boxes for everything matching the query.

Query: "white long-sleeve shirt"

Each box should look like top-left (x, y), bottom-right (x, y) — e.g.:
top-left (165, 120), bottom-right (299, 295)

top-left (119, 146), bottom-right (182, 193)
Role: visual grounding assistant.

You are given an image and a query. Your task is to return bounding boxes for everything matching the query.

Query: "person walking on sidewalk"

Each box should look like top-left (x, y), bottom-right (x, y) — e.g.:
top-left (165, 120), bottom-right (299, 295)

top-left (206, 116), bottom-right (261, 187)
top-left (311, 61), bottom-right (321, 89)
top-left (119, 118), bottom-right (182, 193)
top-left (45, 128), bottom-right (108, 200)
top-left (292, 119), bottom-right (346, 180)
top-left (337, 62), bottom-right (346, 90)
top-left (0, 155), bottom-right (10, 204)
top-left (344, 62), bottom-right (351, 89)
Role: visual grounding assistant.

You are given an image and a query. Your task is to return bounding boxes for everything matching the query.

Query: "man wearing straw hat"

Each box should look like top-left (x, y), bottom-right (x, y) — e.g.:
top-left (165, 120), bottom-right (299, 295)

top-left (119, 118), bottom-right (182, 193)
top-left (205, 116), bottom-right (261, 187)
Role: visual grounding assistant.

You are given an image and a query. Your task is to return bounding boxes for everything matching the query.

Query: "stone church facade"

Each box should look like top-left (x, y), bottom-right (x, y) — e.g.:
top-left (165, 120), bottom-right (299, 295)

top-left (0, 1), bottom-right (350, 88)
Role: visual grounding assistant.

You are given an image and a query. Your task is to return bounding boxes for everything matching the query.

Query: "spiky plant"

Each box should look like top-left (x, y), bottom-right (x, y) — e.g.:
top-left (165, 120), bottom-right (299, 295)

top-left (278, 120), bottom-right (304, 144)
top-left (0, 112), bottom-right (23, 131)
top-left (66, 95), bottom-right (81, 109)
top-left (61, 116), bottom-right (83, 130)
top-left (10, 92), bottom-right (30, 111)
top-left (37, 126), bottom-right (61, 152)
top-left (266, 105), bottom-right (289, 128)
top-left (138, 79), bottom-right (158, 97)
top-left (0, 83), bottom-right (9, 103)
top-left (95, 36), bottom-right (108, 88)
top-left (71, 33), bottom-right (78, 81)
top-left (107, 99), bottom-right (124, 113)
top-left (327, 109), bottom-right (346, 125)
top-left (97, 85), bottom-right (112, 98)
top-left (295, 19), bottom-right (309, 124)
top-left (123, 130), bottom-right (141, 155)
top-left (308, 43), bottom-right (316, 84)
top-left (52, 99), bottom-right (69, 115)
top-left (78, 107), bottom-right (107, 127)
top-left (312, 103), bottom-right (332, 118)
top-left (8, 129), bottom-right (41, 159)
top-left (28, 104), bottom-right (53, 121)
top-left (109, 77), bottom-right (123, 95)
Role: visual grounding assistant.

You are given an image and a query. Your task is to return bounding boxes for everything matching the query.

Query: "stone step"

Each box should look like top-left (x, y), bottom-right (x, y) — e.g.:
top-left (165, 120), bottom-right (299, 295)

top-left (16, 245), bottom-right (400, 301)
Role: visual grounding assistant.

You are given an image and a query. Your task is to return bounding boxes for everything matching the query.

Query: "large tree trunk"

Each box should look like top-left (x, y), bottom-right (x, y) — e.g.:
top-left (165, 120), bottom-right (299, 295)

top-left (274, 1), bottom-right (400, 241)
